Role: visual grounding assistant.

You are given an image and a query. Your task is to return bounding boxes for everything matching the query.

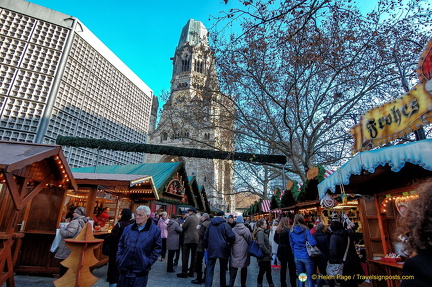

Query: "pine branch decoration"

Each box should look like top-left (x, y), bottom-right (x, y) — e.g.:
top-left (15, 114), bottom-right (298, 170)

top-left (56, 136), bottom-right (286, 164)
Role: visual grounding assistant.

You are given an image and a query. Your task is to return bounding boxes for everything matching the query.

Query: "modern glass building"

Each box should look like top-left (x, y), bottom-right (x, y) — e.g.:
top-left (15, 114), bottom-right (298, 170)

top-left (0, 0), bottom-right (153, 167)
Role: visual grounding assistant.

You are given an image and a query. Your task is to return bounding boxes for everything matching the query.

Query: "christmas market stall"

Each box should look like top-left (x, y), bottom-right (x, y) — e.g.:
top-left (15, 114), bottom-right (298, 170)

top-left (278, 170), bottom-right (323, 225)
top-left (188, 176), bottom-right (207, 212)
top-left (72, 161), bottom-right (208, 216)
top-left (318, 139), bottom-right (432, 287)
top-left (318, 39), bottom-right (432, 287)
top-left (270, 166), bottom-right (364, 258)
top-left (69, 173), bottom-right (157, 229)
top-left (57, 172), bottom-right (157, 268)
top-left (0, 141), bottom-right (77, 284)
top-left (200, 185), bottom-right (211, 214)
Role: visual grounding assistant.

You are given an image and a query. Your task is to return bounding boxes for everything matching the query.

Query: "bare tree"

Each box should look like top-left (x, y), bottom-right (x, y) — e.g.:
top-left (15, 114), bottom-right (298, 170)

top-left (209, 0), bottom-right (432, 191)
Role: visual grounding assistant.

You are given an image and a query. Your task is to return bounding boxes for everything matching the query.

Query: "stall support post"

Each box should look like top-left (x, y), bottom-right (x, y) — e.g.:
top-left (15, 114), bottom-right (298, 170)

top-left (374, 194), bottom-right (391, 255)
top-left (87, 188), bottom-right (97, 218)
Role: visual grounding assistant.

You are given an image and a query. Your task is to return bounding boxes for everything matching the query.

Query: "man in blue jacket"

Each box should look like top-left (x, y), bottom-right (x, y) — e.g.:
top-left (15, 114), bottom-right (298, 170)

top-left (203, 211), bottom-right (235, 287)
top-left (117, 205), bottom-right (162, 287)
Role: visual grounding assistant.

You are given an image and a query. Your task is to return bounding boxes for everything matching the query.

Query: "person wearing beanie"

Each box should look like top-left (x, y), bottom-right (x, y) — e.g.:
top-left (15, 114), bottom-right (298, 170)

top-left (227, 215), bottom-right (236, 229)
top-left (236, 215), bottom-right (244, 224)
top-left (228, 215), bottom-right (252, 287)
top-left (55, 206), bottom-right (88, 276)
top-left (204, 210), bottom-right (235, 287)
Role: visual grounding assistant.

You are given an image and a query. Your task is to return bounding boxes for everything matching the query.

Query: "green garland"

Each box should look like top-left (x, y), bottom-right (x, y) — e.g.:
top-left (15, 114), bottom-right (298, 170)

top-left (270, 188), bottom-right (282, 209)
top-left (317, 165), bottom-right (326, 183)
top-left (290, 180), bottom-right (301, 200)
top-left (252, 201), bottom-right (259, 214)
top-left (56, 136), bottom-right (286, 164)
top-left (281, 189), bottom-right (296, 208)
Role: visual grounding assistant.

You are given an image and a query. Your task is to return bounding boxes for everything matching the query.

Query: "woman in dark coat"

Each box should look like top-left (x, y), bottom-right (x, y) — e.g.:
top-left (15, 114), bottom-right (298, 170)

top-left (398, 181), bottom-right (432, 287)
top-left (328, 220), bottom-right (363, 287)
top-left (274, 217), bottom-right (297, 287)
top-left (313, 223), bottom-right (334, 287)
top-left (105, 209), bottom-right (132, 287)
top-left (253, 218), bottom-right (275, 287)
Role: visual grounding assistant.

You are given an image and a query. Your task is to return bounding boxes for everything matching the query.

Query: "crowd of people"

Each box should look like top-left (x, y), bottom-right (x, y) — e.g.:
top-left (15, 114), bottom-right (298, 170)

top-left (55, 205), bottom-right (365, 287)
top-left (101, 207), bottom-right (367, 287)
top-left (53, 180), bottom-right (432, 287)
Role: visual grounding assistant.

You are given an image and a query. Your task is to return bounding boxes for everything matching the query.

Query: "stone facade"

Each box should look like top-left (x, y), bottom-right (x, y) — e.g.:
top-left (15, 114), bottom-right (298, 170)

top-left (147, 19), bottom-right (235, 212)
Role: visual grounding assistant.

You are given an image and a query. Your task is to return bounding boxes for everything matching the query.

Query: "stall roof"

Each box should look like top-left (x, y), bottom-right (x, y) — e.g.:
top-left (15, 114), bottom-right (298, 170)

top-left (73, 172), bottom-right (151, 183)
top-left (72, 172), bottom-right (158, 199)
top-left (0, 141), bottom-right (77, 190)
top-left (72, 162), bottom-right (184, 193)
top-left (318, 139), bottom-right (432, 198)
top-left (188, 176), bottom-right (205, 211)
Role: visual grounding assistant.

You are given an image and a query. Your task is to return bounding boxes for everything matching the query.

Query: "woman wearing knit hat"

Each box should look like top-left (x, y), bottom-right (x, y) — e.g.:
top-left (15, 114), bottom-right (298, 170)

top-left (228, 215), bottom-right (252, 287)
top-left (54, 206), bottom-right (88, 276)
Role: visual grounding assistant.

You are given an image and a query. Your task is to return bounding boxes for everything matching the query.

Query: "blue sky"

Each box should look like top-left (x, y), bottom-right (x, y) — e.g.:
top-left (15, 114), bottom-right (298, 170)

top-left (27, 0), bottom-right (240, 98)
top-left (27, 0), bottom-right (379, 100)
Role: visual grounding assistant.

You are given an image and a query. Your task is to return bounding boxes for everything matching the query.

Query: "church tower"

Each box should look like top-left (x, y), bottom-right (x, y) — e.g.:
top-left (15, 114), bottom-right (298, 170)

top-left (147, 19), bottom-right (234, 212)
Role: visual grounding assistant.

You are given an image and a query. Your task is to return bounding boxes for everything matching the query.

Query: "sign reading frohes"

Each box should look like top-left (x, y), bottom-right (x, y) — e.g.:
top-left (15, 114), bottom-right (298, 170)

top-left (350, 40), bottom-right (432, 153)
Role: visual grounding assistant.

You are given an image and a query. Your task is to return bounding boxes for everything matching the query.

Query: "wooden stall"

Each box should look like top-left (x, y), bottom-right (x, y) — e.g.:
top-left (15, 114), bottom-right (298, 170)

top-left (199, 186), bottom-right (211, 214)
top-left (0, 141), bottom-right (77, 285)
top-left (58, 172), bottom-right (158, 268)
top-left (318, 139), bottom-right (432, 287)
top-left (316, 39), bottom-right (432, 286)
top-left (72, 161), bottom-right (210, 216)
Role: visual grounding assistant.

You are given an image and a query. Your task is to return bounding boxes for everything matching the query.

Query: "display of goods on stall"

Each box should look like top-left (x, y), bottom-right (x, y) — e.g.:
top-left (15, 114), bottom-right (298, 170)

top-left (320, 193), bottom-right (336, 208)
top-left (381, 253), bottom-right (402, 263)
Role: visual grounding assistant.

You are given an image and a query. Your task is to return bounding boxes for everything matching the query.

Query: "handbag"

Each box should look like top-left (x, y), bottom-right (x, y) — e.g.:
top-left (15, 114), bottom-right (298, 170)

top-left (304, 230), bottom-right (321, 257)
top-left (102, 222), bottom-right (120, 256)
top-left (102, 238), bottom-right (111, 256)
top-left (249, 240), bottom-right (264, 258)
top-left (306, 240), bottom-right (321, 257)
top-left (50, 228), bottom-right (61, 253)
top-left (326, 236), bottom-right (350, 276)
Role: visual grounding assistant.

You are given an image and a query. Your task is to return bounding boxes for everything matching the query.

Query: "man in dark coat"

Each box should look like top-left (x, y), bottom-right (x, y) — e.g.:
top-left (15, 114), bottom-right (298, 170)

top-left (203, 211), bottom-right (235, 287)
top-left (117, 205), bottom-right (162, 287)
top-left (192, 213), bottom-right (211, 284)
top-left (177, 207), bottom-right (200, 278)
top-left (174, 210), bottom-right (188, 266)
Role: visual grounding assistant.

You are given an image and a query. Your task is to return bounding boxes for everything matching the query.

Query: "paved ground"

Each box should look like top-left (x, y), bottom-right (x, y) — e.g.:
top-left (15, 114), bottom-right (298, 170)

top-left (3, 258), bottom-right (291, 287)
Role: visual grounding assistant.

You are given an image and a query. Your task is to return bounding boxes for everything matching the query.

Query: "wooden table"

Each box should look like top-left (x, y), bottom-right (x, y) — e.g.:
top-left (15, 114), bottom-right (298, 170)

top-left (369, 260), bottom-right (404, 287)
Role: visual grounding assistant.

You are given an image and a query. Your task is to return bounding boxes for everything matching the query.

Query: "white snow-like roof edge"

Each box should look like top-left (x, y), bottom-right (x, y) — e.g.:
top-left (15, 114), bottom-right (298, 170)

top-left (318, 139), bottom-right (432, 198)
